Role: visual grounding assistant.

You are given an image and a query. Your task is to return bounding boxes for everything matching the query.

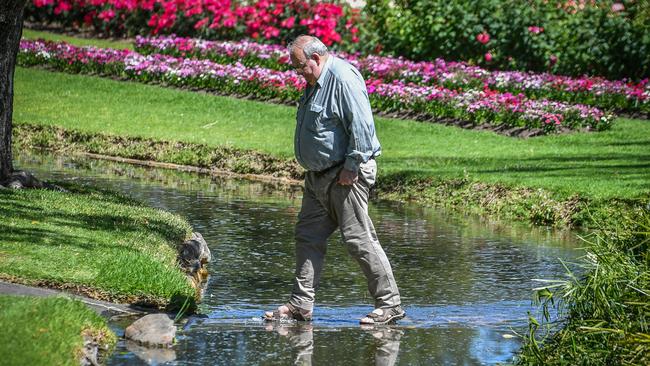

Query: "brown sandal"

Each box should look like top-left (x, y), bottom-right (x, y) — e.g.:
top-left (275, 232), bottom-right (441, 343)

top-left (264, 303), bottom-right (313, 322)
top-left (359, 306), bottom-right (405, 325)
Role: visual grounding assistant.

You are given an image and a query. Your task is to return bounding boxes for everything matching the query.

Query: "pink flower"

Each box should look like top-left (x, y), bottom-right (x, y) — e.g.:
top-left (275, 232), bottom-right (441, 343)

top-left (484, 52), bottom-right (493, 62)
top-left (611, 3), bottom-right (625, 12)
top-left (527, 26), bottom-right (544, 34)
top-left (549, 54), bottom-right (558, 66)
top-left (476, 32), bottom-right (490, 45)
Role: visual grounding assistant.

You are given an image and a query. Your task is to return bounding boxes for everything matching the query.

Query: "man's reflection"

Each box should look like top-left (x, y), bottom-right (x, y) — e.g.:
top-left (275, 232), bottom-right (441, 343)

top-left (361, 324), bottom-right (403, 366)
top-left (265, 323), bottom-right (402, 366)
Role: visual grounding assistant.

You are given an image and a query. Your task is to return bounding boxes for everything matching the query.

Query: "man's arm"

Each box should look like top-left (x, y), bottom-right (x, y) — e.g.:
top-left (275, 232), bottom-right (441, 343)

top-left (336, 77), bottom-right (377, 184)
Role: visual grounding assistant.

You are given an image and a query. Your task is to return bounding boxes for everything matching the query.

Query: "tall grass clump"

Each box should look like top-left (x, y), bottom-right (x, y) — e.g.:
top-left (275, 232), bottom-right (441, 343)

top-left (518, 210), bottom-right (649, 364)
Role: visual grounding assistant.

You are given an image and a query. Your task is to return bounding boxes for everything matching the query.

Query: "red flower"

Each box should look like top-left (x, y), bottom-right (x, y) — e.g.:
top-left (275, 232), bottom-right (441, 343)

top-left (476, 32), bottom-right (490, 45)
top-left (53, 0), bottom-right (71, 14)
top-left (223, 17), bottom-right (237, 28)
top-left (83, 11), bottom-right (96, 26)
top-left (98, 9), bottom-right (115, 22)
top-left (33, 0), bottom-right (55, 7)
top-left (194, 17), bottom-right (210, 30)
top-left (280, 16), bottom-right (295, 29)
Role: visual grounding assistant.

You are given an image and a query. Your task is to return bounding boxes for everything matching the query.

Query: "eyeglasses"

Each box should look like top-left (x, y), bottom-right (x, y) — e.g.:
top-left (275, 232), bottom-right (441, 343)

top-left (291, 60), bottom-right (310, 71)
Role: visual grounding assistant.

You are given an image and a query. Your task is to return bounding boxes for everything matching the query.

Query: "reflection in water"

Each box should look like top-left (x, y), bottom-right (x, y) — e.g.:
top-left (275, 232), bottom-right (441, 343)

top-left (14, 151), bottom-right (582, 365)
top-left (264, 323), bottom-right (402, 366)
top-left (265, 323), bottom-right (315, 366)
top-left (361, 325), bottom-right (402, 366)
top-left (125, 341), bottom-right (177, 365)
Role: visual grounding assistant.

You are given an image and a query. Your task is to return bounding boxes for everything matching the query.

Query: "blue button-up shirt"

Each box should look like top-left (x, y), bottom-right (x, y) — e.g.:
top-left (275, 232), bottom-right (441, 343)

top-left (294, 56), bottom-right (381, 173)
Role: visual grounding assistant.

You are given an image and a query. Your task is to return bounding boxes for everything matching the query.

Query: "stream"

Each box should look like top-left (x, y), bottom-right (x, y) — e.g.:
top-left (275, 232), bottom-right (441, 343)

top-left (15, 151), bottom-right (581, 365)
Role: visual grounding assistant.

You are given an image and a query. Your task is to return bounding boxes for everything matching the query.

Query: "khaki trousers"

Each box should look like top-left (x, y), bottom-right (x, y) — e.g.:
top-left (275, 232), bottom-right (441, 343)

top-left (289, 159), bottom-right (401, 311)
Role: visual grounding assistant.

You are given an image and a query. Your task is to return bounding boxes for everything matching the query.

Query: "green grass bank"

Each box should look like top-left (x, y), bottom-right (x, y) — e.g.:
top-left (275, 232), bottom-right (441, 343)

top-left (0, 295), bottom-right (116, 365)
top-left (0, 183), bottom-right (195, 306)
top-left (517, 211), bottom-right (649, 365)
top-left (14, 66), bottom-right (650, 228)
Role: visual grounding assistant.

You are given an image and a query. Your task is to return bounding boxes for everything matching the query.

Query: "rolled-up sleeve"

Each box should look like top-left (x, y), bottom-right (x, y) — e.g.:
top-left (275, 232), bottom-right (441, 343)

top-left (337, 78), bottom-right (377, 173)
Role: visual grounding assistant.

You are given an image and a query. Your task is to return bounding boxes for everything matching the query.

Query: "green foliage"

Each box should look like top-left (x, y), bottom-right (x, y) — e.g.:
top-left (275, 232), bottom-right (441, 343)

top-left (360, 0), bottom-right (650, 79)
top-left (0, 295), bottom-right (116, 365)
top-left (517, 212), bottom-right (650, 364)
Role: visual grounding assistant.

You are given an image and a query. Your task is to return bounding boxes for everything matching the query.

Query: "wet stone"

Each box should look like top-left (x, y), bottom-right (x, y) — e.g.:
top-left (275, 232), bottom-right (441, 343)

top-left (80, 333), bottom-right (99, 366)
top-left (179, 232), bottom-right (211, 265)
top-left (124, 314), bottom-right (177, 348)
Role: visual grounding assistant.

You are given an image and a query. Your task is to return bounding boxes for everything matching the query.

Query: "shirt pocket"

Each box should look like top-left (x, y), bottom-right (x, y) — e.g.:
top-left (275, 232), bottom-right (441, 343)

top-left (310, 103), bottom-right (341, 133)
top-left (306, 103), bottom-right (324, 132)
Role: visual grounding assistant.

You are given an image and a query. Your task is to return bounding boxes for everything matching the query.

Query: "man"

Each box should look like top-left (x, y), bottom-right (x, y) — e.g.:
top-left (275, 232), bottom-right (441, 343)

top-left (264, 35), bottom-right (404, 325)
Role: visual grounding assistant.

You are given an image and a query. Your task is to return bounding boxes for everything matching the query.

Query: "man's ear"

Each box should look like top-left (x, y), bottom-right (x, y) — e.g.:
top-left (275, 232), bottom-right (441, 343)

top-left (310, 53), bottom-right (321, 65)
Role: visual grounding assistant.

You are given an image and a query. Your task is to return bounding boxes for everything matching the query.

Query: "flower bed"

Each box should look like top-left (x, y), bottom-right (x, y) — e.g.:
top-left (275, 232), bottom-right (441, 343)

top-left (19, 39), bottom-right (613, 134)
top-left (134, 35), bottom-right (650, 115)
top-left (27, 0), bottom-right (359, 47)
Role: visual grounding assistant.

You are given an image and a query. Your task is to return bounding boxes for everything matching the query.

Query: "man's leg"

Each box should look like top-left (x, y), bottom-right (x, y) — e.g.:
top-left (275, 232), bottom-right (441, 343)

top-left (329, 160), bottom-right (401, 309)
top-left (289, 183), bottom-right (338, 312)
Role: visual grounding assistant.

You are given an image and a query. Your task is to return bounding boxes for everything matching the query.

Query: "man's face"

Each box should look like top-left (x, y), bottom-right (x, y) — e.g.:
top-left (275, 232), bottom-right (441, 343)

top-left (290, 49), bottom-right (321, 86)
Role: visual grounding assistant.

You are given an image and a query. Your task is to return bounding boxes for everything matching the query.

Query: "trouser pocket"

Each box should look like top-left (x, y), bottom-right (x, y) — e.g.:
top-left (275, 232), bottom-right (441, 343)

top-left (359, 159), bottom-right (377, 187)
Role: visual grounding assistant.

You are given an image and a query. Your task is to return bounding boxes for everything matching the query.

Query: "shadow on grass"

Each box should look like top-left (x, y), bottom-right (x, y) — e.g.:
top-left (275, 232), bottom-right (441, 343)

top-left (380, 152), bottom-right (650, 182)
top-left (0, 190), bottom-right (186, 246)
top-left (604, 139), bottom-right (650, 147)
top-left (0, 223), bottom-right (107, 251)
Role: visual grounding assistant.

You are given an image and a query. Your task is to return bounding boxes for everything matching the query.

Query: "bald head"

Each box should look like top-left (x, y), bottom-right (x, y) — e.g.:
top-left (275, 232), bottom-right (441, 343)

top-left (288, 35), bottom-right (329, 85)
top-left (288, 35), bottom-right (329, 59)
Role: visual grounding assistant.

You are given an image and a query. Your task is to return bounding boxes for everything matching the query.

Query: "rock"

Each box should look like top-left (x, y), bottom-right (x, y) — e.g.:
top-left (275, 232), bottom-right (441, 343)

top-left (179, 232), bottom-right (211, 265)
top-left (3, 171), bottom-right (44, 189)
top-left (80, 333), bottom-right (99, 366)
top-left (44, 182), bottom-right (68, 192)
top-left (124, 314), bottom-right (177, 347)
top-left (517, 129), bottom-right (537, 138)
top-left (7, 180), bottom-right (23, 189)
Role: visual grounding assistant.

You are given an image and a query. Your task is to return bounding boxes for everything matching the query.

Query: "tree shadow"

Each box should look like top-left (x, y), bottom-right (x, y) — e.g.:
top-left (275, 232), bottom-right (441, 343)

top-left (378, 152), bottom-right (650, 195)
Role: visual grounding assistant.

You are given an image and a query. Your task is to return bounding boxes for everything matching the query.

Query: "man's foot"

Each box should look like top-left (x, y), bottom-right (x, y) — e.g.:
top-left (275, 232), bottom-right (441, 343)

top-left (264, 303), bottom-right (313, 322)
top-left (359, 306), bottom-right (405, 325)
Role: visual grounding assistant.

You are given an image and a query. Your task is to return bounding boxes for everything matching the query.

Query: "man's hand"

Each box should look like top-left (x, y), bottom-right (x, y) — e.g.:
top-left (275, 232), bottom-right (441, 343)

top-left (337, 168), bottom-right (358, 185)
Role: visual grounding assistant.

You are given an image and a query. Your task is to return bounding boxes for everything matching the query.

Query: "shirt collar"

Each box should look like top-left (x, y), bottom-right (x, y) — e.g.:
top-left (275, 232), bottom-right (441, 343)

top-left (315, 55), bottom-right (333, 87)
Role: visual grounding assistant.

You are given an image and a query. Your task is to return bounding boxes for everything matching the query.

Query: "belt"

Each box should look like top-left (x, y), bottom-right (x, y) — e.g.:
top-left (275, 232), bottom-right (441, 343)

top-left (313, 161), bottom-right (344, 176)
top-left (312, 157), bottom-right (376, 176)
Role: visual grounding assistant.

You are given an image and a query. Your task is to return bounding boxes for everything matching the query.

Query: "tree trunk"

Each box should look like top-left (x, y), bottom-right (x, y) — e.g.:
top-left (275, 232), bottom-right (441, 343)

top-left (0, 0), bottom-right (27, 182)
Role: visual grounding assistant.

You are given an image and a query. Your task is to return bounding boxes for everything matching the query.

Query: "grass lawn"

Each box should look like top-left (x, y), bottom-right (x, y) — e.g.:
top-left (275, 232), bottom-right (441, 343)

top-left (13, 67), bottom-right (650, 202)
top-left (0, 184), bottom-right (194, 305)
top-left (22, 28), bottom-right (134, 50)
top-left (0, 295), bottom-right (116, 365)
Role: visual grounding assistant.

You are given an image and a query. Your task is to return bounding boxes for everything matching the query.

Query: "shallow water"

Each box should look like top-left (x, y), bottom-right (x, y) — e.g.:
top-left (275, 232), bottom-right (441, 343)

top-left (15, 152), bottom-right (581, 365)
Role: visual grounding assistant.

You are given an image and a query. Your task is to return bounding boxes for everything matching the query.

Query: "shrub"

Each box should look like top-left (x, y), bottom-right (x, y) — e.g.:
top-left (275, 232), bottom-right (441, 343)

top-left (359, 0), bottom-right (650, 80)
